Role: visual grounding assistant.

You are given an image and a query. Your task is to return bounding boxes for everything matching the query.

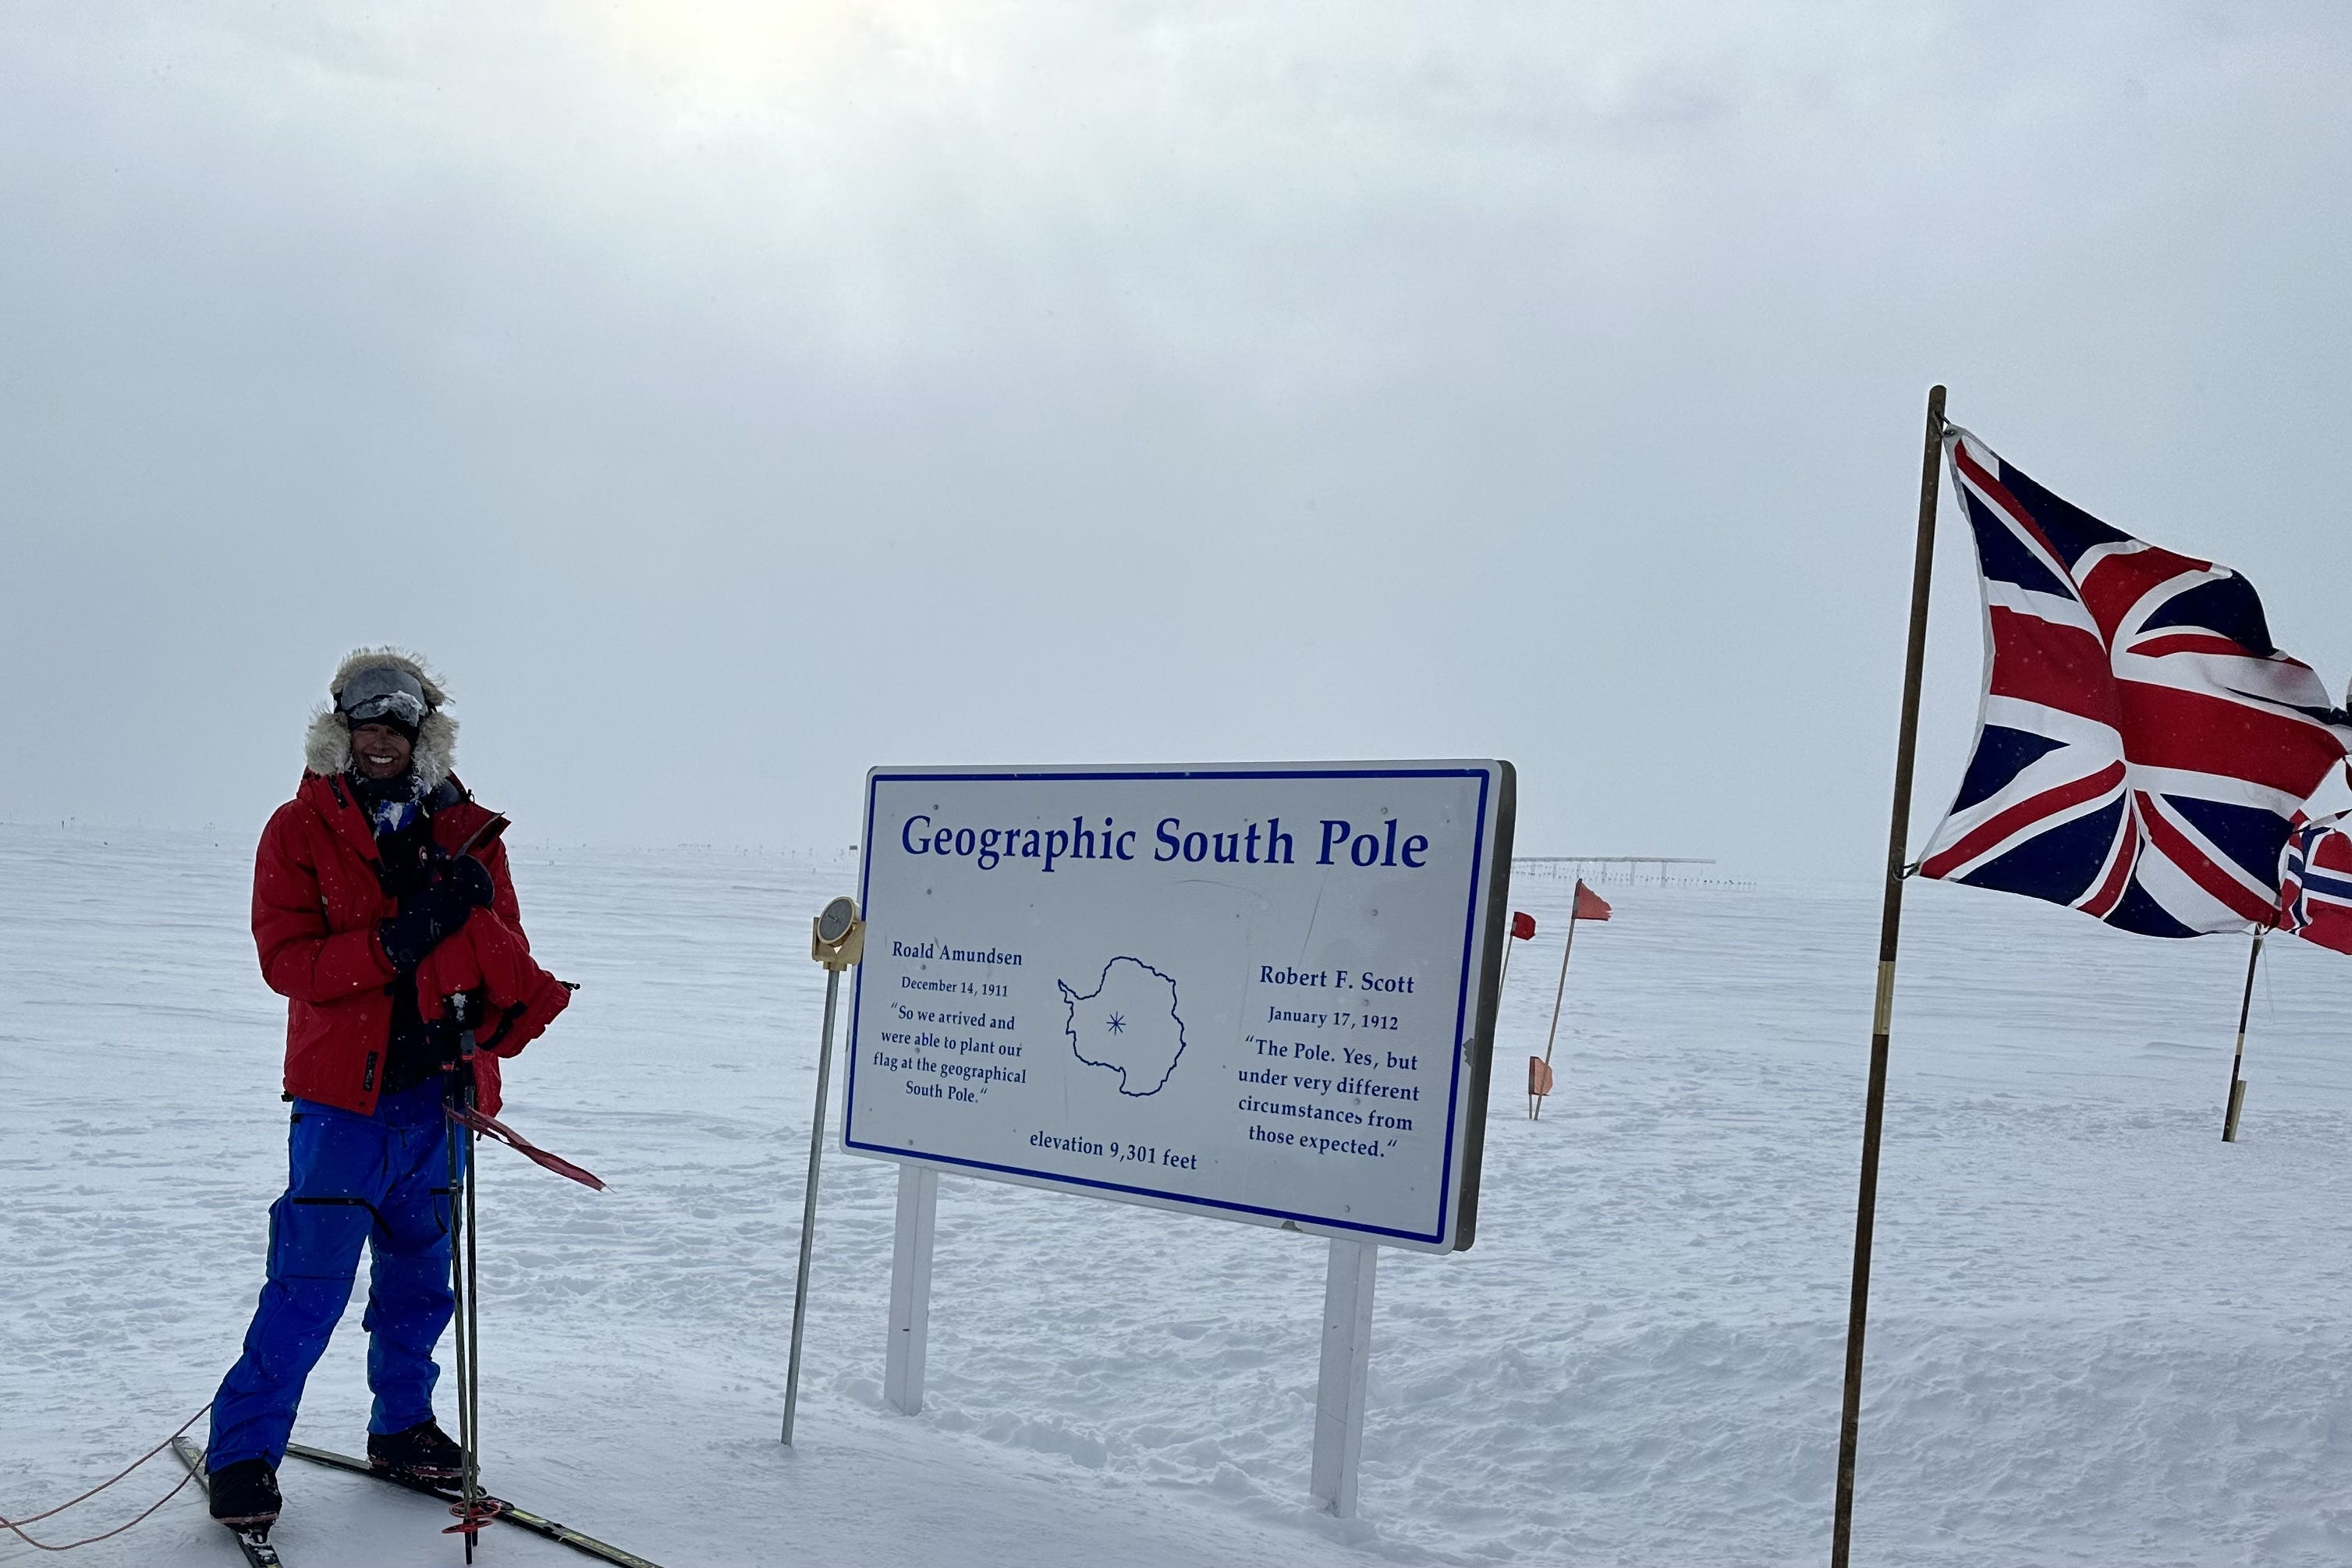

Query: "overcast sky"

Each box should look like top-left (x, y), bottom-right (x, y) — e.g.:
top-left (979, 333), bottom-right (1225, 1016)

top-left (4, 2), bottom-right (2346, 877)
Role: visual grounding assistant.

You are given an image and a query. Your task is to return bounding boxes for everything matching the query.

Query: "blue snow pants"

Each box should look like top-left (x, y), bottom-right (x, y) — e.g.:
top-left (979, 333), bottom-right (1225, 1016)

top-left (208, 1080), bottom-right (466, 1470)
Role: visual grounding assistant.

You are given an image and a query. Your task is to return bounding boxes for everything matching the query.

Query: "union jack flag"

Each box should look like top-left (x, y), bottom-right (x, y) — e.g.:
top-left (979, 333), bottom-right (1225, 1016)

top-left (1918, 428), bottom-right (2351, 937)
top-left (2280, 812), bottom-right (2352, 954)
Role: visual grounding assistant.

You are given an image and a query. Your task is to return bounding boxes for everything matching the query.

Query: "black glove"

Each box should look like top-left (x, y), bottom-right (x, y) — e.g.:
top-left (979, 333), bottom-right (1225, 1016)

top-left (378, 857), bottom-right (495, 973)
top-left (444, 853), bottom-right (495, 910)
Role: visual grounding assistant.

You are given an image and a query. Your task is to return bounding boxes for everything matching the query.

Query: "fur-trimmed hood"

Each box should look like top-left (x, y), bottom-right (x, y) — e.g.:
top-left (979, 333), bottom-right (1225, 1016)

top-left (303, 647), bottom-right (459, 790)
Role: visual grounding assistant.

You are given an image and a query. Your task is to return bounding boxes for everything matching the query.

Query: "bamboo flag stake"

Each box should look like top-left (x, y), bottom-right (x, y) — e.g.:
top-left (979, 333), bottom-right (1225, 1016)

top-left (2222, 928), bottom-right (2265, 1142)
top-left (1501, 911), bottom-right (1537, 1115)
top-left (1534, 892), bottom-right (1588, 1122)
top-left (1502, 910), bottom-right (1537, 996)
top-left (1508, 921), bottom-right (1531, 1119)
top-left (1832, 385), bottom-right (1946, 1568)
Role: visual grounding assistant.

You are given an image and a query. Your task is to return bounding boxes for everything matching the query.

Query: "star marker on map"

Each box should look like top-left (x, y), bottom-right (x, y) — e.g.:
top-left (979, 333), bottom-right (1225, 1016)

top-left (1059, 958), bottom-right (1187, 1096)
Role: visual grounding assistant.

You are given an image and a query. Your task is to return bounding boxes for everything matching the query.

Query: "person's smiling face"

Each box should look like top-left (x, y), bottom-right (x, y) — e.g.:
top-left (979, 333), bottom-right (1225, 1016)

top-left (349, 722), bottom-right (413, 781)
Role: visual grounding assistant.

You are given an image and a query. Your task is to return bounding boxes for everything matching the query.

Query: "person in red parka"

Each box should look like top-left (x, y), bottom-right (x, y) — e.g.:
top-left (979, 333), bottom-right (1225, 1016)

top-left (203, 649), bottom-right (569, 1534)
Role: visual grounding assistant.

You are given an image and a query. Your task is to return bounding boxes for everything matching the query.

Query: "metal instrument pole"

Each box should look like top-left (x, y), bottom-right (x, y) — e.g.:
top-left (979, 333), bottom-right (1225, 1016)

top-left (782, 966), bottom-right (843, 1446)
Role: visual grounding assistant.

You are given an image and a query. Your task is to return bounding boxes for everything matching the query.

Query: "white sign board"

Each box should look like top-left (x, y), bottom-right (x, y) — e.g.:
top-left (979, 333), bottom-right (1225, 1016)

top-left (843, 763), bottom-right (1515, 1252)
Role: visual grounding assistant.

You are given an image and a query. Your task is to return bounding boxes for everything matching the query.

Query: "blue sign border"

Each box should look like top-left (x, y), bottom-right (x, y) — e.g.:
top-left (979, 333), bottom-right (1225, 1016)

top-left (843, 764), bottom-right (1497, 1247)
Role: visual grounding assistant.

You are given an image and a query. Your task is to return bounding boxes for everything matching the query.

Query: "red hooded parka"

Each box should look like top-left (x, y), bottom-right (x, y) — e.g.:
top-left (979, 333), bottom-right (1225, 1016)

top-left (252, 769), bottom-right (564, 1117)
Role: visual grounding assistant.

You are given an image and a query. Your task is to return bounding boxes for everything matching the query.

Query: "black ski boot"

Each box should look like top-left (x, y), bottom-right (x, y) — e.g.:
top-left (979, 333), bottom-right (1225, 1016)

top-left (207, 1457), bottom-right (282, 1528)
top-left (367, 1419), bottom-right (466, 1481)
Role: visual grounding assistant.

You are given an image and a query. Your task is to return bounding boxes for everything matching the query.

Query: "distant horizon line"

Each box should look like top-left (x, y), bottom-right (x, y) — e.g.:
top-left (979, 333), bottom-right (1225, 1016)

top-left (0, 817), bottom-right (1860, 891)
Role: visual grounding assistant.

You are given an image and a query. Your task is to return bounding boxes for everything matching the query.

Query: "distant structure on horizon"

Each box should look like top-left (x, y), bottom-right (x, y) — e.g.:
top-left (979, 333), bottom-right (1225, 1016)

top-left (1512, 855), bottom-right (1717, 886)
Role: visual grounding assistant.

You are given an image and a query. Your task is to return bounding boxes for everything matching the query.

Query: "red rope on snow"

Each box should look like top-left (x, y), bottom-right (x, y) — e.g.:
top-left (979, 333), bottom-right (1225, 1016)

top-left (0, 1402), bottom-right (211, 1552)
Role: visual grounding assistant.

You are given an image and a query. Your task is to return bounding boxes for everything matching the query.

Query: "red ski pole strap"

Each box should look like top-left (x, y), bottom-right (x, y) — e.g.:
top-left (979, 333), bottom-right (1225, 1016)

top-left (447, 1104), bottom-right (608, 1191)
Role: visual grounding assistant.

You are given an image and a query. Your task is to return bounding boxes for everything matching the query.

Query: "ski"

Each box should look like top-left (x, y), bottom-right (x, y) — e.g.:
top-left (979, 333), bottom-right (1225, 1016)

top-left (282, 1443), bottom-right (664, 1568)
top-left (171, 1439), bottom-right (286, 1568)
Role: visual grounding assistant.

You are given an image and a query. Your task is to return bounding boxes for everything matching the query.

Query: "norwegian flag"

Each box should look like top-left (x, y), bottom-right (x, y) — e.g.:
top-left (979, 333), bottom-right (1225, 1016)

top-left (2279, 812), bottom-right (2352, 953)
top-left (1918, 429), bottom-right (2351, 937)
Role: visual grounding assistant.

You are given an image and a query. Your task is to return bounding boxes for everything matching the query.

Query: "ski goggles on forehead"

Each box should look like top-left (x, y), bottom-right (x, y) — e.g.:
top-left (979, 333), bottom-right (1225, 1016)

top-left (344, 689), bottom-right (427, 726)
top-left (337, 666), bottom-right (429, 727)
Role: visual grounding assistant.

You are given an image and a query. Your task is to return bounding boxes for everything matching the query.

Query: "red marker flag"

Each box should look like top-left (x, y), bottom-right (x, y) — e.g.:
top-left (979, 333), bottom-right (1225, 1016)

top-left (1527, 1056), bottom-right (1555, 1096)
top-left (1510, 910), bottom-right (1537, 941)
top-left (1573, 882), bottom-right (1612, 922)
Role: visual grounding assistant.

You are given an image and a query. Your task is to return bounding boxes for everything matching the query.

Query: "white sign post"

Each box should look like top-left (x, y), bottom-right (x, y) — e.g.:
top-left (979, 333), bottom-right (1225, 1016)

top-left (1311, 1236), bottom-right (1381, 1515)
top-left (843, 762), bottom-right (1514, 1513)
top-left (882, 1165), bottom-right (937, 1414)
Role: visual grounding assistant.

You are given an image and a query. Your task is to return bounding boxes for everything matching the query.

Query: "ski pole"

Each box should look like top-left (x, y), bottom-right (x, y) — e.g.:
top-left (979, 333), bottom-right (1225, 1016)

top-left (461, 1005), bottom-right (484, 1563)
top-left (444, 1068), bottom-right (471, 1556)
top-left (443, 995), bottom-right (488, 1563)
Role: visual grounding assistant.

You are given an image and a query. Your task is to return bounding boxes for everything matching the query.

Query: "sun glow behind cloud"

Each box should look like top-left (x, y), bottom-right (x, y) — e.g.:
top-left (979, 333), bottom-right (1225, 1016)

top-left (590, 0), bottom-right (960, 132)
top-left (501, 0), bottom-right (1765, 368)
top-left (100, 1), bottom-right (1989, 373)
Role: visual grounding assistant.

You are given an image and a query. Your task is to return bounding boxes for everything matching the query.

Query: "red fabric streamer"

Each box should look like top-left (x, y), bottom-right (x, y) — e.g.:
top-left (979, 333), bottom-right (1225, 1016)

top-left (445, 1104), bottom-right (607, 1191)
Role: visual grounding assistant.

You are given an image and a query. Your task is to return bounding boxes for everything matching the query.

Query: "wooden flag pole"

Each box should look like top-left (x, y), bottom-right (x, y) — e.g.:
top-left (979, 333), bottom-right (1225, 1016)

top-left (1831, 384), bottom-right (1946, 1568)
top-left (2221, 928), bottom-right (2265, 1142)
top-left (1534, 902), bottom-right (1582, 1122)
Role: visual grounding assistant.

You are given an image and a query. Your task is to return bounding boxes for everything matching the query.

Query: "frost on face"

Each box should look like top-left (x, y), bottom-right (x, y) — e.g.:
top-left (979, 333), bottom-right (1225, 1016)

top-left (1058, 957), bottom-right (1187, 1096)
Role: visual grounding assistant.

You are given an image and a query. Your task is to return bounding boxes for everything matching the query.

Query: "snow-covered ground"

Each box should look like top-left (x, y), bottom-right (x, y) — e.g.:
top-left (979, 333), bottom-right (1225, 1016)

top-left (5, 821), bottom-right (2351, 1567)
